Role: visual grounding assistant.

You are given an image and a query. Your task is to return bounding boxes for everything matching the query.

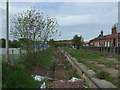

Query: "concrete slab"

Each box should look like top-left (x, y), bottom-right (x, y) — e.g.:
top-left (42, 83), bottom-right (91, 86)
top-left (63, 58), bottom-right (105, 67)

top-left (95, 63), bottom-right (106, 68)
top-left (92, 78), bottom-right (117, 88)
top-left (102, 68), bottom-right (118, 77)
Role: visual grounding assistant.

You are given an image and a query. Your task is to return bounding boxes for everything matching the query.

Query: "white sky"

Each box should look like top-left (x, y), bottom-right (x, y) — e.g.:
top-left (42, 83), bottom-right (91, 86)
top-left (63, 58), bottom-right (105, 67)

top-left (0, 1), bottom-right (119, 41)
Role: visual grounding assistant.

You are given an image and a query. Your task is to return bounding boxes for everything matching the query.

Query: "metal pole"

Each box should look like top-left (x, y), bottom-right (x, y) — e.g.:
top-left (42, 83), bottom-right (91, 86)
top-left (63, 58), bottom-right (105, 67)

top-left (118, 1), bottom-right (120, 47)
top-left (116, 23), bottom-right (118, 47)
top-left (6, 0), bottom-right (9, 64)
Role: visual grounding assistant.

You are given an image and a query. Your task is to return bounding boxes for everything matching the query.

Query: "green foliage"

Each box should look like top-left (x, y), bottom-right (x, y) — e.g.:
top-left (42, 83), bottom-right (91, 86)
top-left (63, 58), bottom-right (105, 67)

top-left (98, 61), bottom-right (117, 68)
top-left (2, 63), bottom-right (41, 88)
top-left (2, 47), bottom-right (55, 88)
top-left (0, 38), bottom-right (6, 48)
top-left (72, 35), bottom-right (84, 49)
top-left (48, 39), bottom-right (55, 47)
top-left (18, 38), bottom-right (31, 45)
top-left (0, 38), bottom-right (12, 48)
top-left (24, 47), bottom-right (54, 68)
top-left (62, 47), bottom-right (111, 60)
top-left (11, 7), bottom-right (60, 52)
top-left (10, 40), bottom-right (20, 48)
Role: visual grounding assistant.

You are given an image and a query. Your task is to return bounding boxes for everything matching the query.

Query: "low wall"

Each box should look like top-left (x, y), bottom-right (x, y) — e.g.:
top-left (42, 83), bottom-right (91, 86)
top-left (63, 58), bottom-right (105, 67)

top-left (60, 48), bottom-right (117, 88)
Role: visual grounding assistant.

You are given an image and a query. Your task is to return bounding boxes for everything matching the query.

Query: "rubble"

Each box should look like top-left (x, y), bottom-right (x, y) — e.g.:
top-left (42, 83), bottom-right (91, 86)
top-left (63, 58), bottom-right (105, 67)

top-left (48, 77), bottom-right (84, 88)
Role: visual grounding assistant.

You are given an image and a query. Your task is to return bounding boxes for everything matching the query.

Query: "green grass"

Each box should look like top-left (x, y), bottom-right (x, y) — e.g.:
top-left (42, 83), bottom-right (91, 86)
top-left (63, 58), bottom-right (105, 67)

top-left (98, 61), bottom-right (117, 68)
top-left (62, 47), bottom-right (114, 60)
top-left (37, 48), bottom-right (54, 67)
top-left (2, 63), bottom-right (41, 88)
top-left (62, 47), bottom-right (117, 69)
top-left (2, 47), bottom-right (55, 88)
top-left (24, 47), bottom-right (54, 68)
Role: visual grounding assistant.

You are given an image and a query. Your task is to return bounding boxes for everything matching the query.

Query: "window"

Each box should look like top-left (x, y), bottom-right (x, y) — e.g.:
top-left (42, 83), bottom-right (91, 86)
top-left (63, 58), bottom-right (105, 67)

top-left (108, 41), bottom-right (110, 47)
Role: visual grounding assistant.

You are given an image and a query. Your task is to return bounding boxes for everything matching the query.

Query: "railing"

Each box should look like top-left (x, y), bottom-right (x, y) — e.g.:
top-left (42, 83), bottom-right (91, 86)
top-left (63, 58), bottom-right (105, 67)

top-left (80, 46), bottom-right (120, 55)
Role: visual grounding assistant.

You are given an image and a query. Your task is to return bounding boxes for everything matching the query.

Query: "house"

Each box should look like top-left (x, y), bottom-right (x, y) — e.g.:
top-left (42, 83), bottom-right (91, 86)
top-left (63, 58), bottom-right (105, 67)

top-left (89, 24), bottom-right (120, 47)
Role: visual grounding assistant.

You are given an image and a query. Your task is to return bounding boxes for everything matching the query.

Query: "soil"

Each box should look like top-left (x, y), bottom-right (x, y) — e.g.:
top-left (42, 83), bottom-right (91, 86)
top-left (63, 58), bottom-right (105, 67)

top-left (32, 67), bottom-right (52, 77)
top-left (48, 80), bottom-right (84, 88)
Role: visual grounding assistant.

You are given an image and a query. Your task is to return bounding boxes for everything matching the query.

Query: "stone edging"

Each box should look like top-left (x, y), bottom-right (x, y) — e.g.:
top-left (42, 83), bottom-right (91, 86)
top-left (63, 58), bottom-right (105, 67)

top-left (59, 48), bottom-right (117, 88)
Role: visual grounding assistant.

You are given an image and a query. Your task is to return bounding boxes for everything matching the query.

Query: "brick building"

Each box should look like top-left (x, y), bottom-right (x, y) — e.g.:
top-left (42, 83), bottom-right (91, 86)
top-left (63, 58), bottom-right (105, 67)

top-left (89, 25), bottom-right (120, 47)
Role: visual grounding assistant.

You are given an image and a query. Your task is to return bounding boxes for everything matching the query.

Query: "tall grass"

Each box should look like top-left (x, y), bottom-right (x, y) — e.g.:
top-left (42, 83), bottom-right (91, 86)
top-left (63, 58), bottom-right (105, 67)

top-left (24, 47), bottom-right (54, 68)
top-left (2, 63), bottom-right (40, 88)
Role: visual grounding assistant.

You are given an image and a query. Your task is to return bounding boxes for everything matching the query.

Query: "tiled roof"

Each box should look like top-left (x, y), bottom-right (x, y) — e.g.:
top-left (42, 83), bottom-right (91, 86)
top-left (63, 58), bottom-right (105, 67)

top-left (91, 33), bottom-right (120, 41)
top-left (91, 35), bottom-right (106, 41)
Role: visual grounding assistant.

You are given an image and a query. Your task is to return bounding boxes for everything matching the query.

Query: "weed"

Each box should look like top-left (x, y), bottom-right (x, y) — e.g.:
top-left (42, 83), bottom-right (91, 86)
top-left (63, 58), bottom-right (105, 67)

top-left (2, 63), bottom-right (41, 88)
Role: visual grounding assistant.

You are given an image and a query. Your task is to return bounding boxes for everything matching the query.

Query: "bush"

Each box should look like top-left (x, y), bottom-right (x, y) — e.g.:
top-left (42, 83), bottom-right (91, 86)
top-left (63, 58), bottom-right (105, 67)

top-left (22, 47), bottom-right (54, 68)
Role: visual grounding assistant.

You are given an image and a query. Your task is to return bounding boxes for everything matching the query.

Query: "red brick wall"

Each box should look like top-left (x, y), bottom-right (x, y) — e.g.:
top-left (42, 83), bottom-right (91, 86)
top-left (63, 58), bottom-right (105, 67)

top-left (112, 26), bottom-right (116, 35)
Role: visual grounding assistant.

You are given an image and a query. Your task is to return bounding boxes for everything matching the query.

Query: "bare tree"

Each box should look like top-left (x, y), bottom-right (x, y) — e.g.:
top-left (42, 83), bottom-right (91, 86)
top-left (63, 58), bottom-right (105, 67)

top-left (10, 7), bottom-right (60, 54)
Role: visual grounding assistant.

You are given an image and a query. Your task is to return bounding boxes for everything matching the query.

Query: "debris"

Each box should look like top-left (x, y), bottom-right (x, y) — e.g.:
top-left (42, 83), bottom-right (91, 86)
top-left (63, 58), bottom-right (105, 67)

top-left (33, 75), bottom-right (45, 81)
top-left (48, 79), bottom-right (84, 88)
top-left (84, 85), bottom-right (88, 88)
top-left (32, 75), bottom-right (53, 81)
top-left (69, 77), bottom-right (81, 82)
top-left (40, 82), bottom-right (46, 88)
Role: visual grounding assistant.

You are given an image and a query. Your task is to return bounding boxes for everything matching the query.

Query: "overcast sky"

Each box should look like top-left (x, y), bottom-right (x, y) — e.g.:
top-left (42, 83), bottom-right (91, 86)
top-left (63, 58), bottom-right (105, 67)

top-left (1, 2), bottom-right (118, 41)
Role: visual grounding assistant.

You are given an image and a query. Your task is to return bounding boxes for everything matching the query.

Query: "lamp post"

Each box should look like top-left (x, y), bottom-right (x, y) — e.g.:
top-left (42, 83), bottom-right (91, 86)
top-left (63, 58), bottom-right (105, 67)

top-left (6, 0), bottom-right (9, 64)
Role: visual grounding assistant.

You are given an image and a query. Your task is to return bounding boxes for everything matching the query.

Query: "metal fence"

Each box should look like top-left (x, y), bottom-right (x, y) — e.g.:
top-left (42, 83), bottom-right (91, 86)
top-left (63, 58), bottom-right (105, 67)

top-left (79, 46), bottom-right (120, 55)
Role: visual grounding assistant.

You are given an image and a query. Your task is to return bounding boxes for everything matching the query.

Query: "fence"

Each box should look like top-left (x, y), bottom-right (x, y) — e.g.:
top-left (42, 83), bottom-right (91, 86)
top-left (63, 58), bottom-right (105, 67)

top-left (80, 46), bottom-right (120, 55)
top-left (0, 48), bottom-right (27, 55)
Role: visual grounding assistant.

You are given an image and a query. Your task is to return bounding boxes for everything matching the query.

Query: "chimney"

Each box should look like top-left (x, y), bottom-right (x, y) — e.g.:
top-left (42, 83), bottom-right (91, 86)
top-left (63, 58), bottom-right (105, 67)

top-left (112, 24), bottom-right (116, 35)
top-left (101, 30), bottom-right (103, 36)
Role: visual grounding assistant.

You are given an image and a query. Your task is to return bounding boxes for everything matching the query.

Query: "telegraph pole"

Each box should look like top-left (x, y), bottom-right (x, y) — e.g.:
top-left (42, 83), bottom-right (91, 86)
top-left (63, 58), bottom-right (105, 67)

top-left (6, 0), bottom-right (9, 64)
top-left (118, 1), bottom-right (120, 47)
top-left (116, 23), bottom-right (118, 47)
